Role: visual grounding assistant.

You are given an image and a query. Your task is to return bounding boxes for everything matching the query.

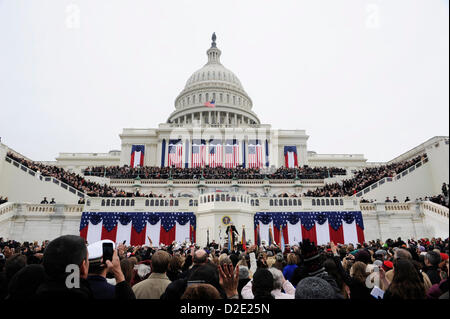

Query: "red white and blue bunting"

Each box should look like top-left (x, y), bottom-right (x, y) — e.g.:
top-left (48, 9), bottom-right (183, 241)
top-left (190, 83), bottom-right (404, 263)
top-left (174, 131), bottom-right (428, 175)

top-left (80, 212), bottom-right (196, 246)
top-left (254, 211), bottom-right (365, 246)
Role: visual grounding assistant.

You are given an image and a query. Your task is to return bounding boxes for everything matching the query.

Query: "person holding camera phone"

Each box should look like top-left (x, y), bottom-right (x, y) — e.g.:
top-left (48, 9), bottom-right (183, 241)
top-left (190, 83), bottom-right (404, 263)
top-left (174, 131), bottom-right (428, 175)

top-left (87, 240), bottom-right (135, 299)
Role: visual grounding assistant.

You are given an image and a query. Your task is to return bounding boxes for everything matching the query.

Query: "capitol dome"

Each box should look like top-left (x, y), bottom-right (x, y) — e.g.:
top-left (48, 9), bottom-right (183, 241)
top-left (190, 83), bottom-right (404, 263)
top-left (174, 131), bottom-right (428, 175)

top-left (167, 33), bottom-right (260, 126)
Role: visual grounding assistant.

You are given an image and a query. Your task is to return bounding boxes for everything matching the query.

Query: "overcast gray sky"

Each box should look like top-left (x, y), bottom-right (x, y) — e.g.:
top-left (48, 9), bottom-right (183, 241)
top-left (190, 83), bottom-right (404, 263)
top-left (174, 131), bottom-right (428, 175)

top-left (0, 0), bottom-right (448, 162)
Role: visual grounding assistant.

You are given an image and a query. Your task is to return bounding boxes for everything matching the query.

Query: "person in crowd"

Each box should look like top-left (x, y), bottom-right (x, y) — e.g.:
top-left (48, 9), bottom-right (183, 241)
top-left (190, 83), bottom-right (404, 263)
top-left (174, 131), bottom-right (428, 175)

top-left (181, 283), bottom-right (221, 299)
top-left (40, 197), bottom-right (48, 204)
top-left (405, 196), bottom-right (410, 202)
top-left (86, 240), bottom-right (134, 299)
top-left (6, 264), bottom-right (46, 299)
top-left (382, 259), bottom-right (426, 299)
top-left (166, 254), bottom-right (183, 282)
top-left (424, 251), bottom-right (442, 285)
top-left (385, 197), bottom-right (392, 203)
top-left (35, 235), bottom-right (134, 299)
top-left (237, 265), bottom-right (251, 298)
top-left (295, 276), bottom-right (336, 299)
top-left (282, 253), bottom-right (298, 284)
top-left (49, 198), bottom-right (56, 204)
top-left (0, 196), bottom-right (8, 205)
top-left (132, 250), bottom-right (171, 299)
top-left (384, 248), bottom-right (432, 293)
top-left (393, 196), bottom-right (399, 203)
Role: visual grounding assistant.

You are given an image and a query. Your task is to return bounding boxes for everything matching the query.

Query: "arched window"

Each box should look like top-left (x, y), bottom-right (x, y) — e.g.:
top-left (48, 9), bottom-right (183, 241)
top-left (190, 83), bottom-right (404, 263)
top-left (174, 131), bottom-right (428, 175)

top-left (312, 199), bottom-right (316, 206)
top-left (293, 199), bottom-right (297, 205)
top-left (206, 93), bottom-right (209, 101)
top-left (101, 199), bottom-right (105, 206)
top-left (175, 200), bottom-right (179, 206)
top-left (298, 199), bottom-right (302, 206)
top-left (189, 199), bottom-right (193, 206)
top-left (233, 96), bottom-right (236, 105)
top-left (330, 199), bottom-right (334, 205)
top-left (289, 199), bottom-right (292, 206)
top-left (326, 199), bottom-right (329, 206)
top-left (221, 194), bottom-right (225, 201)
top-left (170, 199), bottom-right (174, 206)
top-left (199, 94), bottom-right (202, 102)
top-left (150, 199), bottom-right (154, 206)
top-left (279, 199), bottom-right (283, 206)
top-left (155, 199), bottom-right (159, 206)
top-left (126, 199), bottom-right (130, 206)
top-left (216, 194), bottom-right (220, 201)
top-left (270, 199), bottom-right (273, 206)
top-left (220, 93), bottom-right (223, 102)
top-left (284, 199), bottom-right (288, 206)
top-left (251, 199), bottom-right (254, 206)
top-left (274, 199), bottom-right (278, 206)
top-left (193, 95), bottom-right (196, 103)
top-left (165, 199), bottom-right (168, 206)
top-left (116, 199), bottom-right (120, 206)
top-left (255, 199), bottom-right (259, 206)
top-left (131, 199), bottom-right (135, 206)
top-left (321, 199), bottom-right (325, 206)
top-left (145, 199), bottom-right (149, 206)
top-left (227, 94), bottom-right (230, 103)
top-left (340, 199), bottom-right (344, 205)
top-left (106, 199), bottom-right (110, 206)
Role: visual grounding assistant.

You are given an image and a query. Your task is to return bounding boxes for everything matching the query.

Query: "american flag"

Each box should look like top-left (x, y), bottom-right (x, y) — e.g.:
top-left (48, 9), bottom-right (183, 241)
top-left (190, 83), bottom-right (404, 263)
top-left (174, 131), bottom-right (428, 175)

top-left (204, 99), bottom-right (215, 108)
top-left (225, 139), bottom-right (239, 168)
top-left (192, 139), bottom-right (206, 168)
top-left (248, 139), bottom-right (263, 168)
top-left (208, 139), bottom-right (223, 168)
top-left (168, 140), bottom-right (183, 168)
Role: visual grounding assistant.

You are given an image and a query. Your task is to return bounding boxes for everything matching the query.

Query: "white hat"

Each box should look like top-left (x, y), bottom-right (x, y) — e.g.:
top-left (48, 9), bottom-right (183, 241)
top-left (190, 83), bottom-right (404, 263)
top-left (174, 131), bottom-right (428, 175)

top-left (87, 240), bottom-right (115, 262)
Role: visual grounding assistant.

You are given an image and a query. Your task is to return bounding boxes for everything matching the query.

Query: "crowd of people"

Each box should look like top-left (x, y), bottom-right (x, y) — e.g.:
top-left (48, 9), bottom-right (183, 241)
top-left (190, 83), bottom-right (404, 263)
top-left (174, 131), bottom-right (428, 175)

top-left (0, 196), bottom-right (8, 205)
top-left (304, 154), bottom-right (427, 197)
top-left (83, 165), bottom-right (347, 180)
top-left (7, 152), bottom-right (130, 198)
top-left (0, 235), bottom-right (448, 300)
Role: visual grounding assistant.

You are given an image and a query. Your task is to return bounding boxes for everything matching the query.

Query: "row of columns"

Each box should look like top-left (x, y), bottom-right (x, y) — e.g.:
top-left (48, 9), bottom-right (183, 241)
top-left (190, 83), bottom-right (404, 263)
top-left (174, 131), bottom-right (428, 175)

top-left (173, 111), bottom-right (255, 125)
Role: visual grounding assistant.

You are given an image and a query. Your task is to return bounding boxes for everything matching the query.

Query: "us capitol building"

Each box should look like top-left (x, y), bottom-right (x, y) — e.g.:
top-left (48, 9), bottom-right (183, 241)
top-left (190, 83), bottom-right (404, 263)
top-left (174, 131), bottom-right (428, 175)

top-left (0, 34), bottom-right (448, 246)
top-left (54, 33), bottom-right (365, 172)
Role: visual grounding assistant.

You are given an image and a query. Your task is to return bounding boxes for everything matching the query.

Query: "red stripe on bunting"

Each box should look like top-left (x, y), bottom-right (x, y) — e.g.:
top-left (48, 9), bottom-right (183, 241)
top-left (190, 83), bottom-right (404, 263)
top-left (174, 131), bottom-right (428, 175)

top-left (356, 225), bottom-right (365, 244)
top-left (130, 152), bottom-right (135, 168)
top-left (160, 226), bottom-right (176, 245)
top-left (80, 226), bottom-right (88, 240)
top-left (139, 153), bottom-right (144, 167)
top-left (101, 225), bottom-right (117, 242)
top-left (283, 226), bottom-right (289, 245)
top-left (301, 225), bottom-right (317, 244)
top-left (130, 225), bottom-right (147, 246)
top-left (329, 225), bottom-right (345, 245)
top-left (274, 227), bottom-right (280, 245)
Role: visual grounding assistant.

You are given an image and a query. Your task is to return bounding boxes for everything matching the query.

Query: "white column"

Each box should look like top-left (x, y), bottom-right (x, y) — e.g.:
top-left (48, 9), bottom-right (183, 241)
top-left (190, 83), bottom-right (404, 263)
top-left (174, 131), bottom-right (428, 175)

top-left (226, 112), bottom-right (229, 125)
top-left (209, 111), bottom-right (211, 124)
top-left (234, 113), bottom-right (237, 125)
top-left (200, 112), bottom-right (203, 125)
